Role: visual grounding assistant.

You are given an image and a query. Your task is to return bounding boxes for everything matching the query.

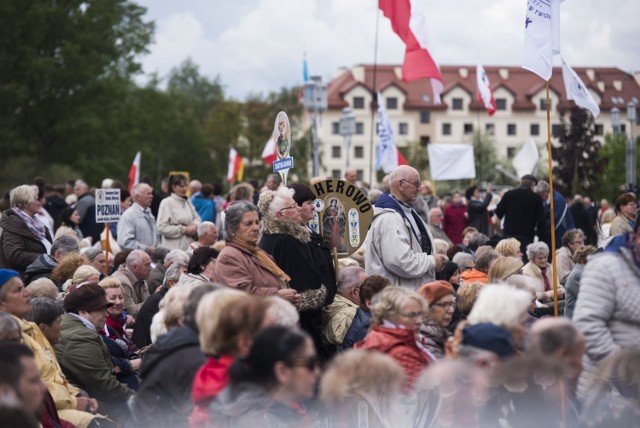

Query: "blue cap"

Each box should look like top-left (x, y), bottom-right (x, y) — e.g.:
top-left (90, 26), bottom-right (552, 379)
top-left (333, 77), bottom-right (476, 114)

top-left (462, 323), bottom-right (515, 359)
top-left (0, 269), bottom-right (20, 288)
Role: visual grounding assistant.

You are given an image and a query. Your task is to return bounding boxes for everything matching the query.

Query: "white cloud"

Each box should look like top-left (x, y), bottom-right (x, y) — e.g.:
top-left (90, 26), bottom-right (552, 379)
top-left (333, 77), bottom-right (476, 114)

top-left (138, 0), bottom-right (640, 98)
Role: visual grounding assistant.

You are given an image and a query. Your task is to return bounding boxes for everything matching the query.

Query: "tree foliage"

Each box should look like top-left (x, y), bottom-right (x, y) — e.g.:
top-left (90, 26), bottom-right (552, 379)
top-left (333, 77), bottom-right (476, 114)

top-left (593, 133), bottom-right (640, 201)
top-left (551, 107), bottom-right (604, 197)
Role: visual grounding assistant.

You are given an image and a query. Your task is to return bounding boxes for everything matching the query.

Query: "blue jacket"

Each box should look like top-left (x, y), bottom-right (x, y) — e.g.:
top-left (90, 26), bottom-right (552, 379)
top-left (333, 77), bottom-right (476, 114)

top-left (341, 308), bottom-right (372, 350)
top-left (191, 193), bottom-right (216, 223)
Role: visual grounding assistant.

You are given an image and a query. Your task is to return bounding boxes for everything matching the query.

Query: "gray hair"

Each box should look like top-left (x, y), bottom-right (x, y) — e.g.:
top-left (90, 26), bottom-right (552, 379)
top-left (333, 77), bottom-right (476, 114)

top-left (24, 297), bottom-right (64, 326)
top-left (0, 311), bottom-right (21, 339)
top-left (198, 221), bottom-right (216, 237)
top-left (151, 246), bottom-right (170, 264)
top-left (163, 261), bottom-right (187, 288)
top-left (9, 185), bottom-right (38, 208)
top-left (131, 183), bottom-right (151, 201)
top-left (337, 266), bottom-right (366, 294)
top-left (468, 233), bottom-right (490, 252)
top-left (26, 279), bottom-right (58, 301)
top-left (534, 181), bottom-right (550, 194)
top-left (475, 249), bottom-right (501, 273)
top-left (183, 282), bottom-right (224, 330)
top-left (224, 200), bottom-right (258, 239)
top-left (264, 296), bottom-right (300, 327)
top-left (468, 284), bottom-right (532, 330)
top-left (452, 252), bottom-right (474, 270)
top-left (126, 249), bottom-right (149, 269)
top-left (164, 249), bottom-right (190, 265)
top-left (51, 235), bottom-right (80, 257)
top-left (83, 247), bottom-right (103, 261)
top-left (526, 241), bottom-right (549, 261)
top-left (74, 180), bottom-right (88, 192)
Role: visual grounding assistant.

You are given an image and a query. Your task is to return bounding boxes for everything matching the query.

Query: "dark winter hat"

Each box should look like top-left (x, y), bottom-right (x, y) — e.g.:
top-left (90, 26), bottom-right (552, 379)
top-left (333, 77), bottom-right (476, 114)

top-left (521, 174), bottom-right (538, 185)
top-left (436, 261), bottom-right (460, 283)
top-left (462, 323), bottom-right (515, 359)
top-left (0, 269), bottom-right (19, 289)
top-left (64, 283), bottom-right (112, 314)
top-left (288, 183), bottom-right (315, 206)
top-left (418, 281), bottom-right (455, 306)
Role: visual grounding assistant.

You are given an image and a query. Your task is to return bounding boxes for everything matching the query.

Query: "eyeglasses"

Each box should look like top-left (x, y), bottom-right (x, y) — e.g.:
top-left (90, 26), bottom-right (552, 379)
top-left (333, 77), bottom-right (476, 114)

top-left (401, 179), bottom-right (421, 189)
top-left (432, 301), bottom-right (456, 310)
top-left (279, 203), bottom-right (299, 212)
top-left (288, 355), bottom-right (320, 371)
top-left (399, 311), bottom-right (425, 319)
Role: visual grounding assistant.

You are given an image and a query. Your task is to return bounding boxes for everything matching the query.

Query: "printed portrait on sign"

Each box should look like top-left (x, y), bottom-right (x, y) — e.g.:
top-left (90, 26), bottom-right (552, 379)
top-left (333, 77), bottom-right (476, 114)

top-left (273, 111), bottom-right (290, 160)
top-left (322, 197), bottom-right (346, 252)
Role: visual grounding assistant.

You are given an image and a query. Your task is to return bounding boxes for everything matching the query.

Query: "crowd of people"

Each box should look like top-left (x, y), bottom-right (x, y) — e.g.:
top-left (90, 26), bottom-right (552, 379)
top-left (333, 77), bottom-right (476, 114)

top-left (0, 166), bottom-right (638, 428)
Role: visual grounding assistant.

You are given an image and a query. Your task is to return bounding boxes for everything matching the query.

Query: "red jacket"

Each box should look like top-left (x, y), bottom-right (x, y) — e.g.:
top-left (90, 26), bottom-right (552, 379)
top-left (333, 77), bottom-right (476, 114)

top-left (443, 203), bottom-right (467, 245)
top-left (355, 326), bottom-right (432, 389)
top-left (190, 355), bottom-right (234, 427)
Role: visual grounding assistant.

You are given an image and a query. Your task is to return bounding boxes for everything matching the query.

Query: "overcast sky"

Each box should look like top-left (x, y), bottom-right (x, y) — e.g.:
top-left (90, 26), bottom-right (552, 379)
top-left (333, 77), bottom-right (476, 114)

top-left (135, 0), bottom-right (640, 100)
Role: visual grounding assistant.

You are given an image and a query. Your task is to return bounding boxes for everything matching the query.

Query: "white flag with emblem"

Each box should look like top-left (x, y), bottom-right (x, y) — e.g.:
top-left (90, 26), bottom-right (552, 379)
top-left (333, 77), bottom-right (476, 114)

top-left (522, 0), bottom-right (563, 81)
top-left (375, 92), bottom-right (399, 173)
top-left (562, 59), bottom-right (600, 118)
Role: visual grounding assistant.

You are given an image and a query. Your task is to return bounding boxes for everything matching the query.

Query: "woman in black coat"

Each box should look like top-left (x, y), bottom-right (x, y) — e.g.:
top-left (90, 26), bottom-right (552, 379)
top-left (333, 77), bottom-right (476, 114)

top-left (466, 185), bottom-right (493, 235)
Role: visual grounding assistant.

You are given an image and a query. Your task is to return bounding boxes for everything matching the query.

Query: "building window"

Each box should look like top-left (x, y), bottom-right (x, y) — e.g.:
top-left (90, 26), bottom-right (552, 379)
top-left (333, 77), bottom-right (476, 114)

top-left (354, 146), bottom-right (364, 158)
top-left (420, 110), bottom-right (430, 124)
top-left (452, 98), bottom-right (463, 110)
top-left (485, 123), bottom-right (495, 134)
top-left (442, 123), bottom-right (452, 135)
top-left (507, 123), bottom-right (517, 136)
top-left (386, 97), bottom-right (398, 110)
top-left (331, 169), bottom-right (341, 179)
top-left (539, 99), bottom-right (548, 111)
top-left (420, 135), bottom-right (431, 146)
top-left (331, 122), bottom-right (340, 135)
top-left (463, 123), bottom-right (474, 134)
top-left (530, 123), bottom-right (540, 136)
top-left (496, 98), bottom-right (507, 110)
top-left (353, 96), bottom-right (365, 109)
top-left (332, 146), bottom-right (341, 158)
top-left (507, 147), bottom-right (517, 159)
top-left (594, 124), bottom-right (604, 135)
top-left (356, 169), bottom-right (364, 180)
top-left (620, 124), bottom-right (626, 133)
top-left (552, 124), bottom-right (561, 137)
top-left (355, 122), bottom-right (364, 135)
top-left (399, 122), bottom-right (408, 135)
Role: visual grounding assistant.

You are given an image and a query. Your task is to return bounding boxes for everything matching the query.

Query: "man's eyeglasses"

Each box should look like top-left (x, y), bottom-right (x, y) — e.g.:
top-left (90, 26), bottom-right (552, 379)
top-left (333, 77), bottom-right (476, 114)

top-left (288, 355), bottom-right (320, 371)
top-left (279, 203), bottom-right (299, 212)
top-left (401, 179), bottom-right (421, 189)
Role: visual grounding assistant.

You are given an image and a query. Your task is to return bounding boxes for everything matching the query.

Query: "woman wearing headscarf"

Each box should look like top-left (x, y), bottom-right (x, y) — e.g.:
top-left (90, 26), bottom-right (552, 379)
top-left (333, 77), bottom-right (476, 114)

top-left (157, 174), bottom-right (202, 251)
top-left (0, 185), bottom-right (53, 276)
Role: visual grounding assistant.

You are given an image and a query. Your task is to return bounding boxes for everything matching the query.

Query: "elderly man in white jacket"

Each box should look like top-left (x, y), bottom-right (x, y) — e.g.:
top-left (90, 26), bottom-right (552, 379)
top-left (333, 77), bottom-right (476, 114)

top-left (365, 165), bottom-right (447, 290)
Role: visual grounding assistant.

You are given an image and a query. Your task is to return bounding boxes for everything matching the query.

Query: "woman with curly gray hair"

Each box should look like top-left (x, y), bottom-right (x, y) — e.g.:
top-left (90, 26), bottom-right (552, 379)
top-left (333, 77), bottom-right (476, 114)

top-left (258, 187), bottom-right (328, 358)
top-left (522, 241), bottom-right (563, 303)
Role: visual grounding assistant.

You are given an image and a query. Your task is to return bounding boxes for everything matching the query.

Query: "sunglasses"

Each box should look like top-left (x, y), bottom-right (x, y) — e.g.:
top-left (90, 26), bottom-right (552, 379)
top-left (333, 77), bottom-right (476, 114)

top-left (288, 355), bottom-right (320, 371)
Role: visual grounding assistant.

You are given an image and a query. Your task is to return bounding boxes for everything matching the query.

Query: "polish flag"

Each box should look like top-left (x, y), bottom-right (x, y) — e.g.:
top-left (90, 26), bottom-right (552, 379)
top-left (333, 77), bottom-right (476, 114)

top-left (476, 64), bottom-right (496, 116)
top-left (397, 149), bottom-right (408, 166)
top-left (261, 136), bottom-right (277, 165)
top-left (127, 152), bottom-right (141, 193)
top-left (379, 0), bottom-right (444, 103)
top-left (227, 148), bottom-right (245, 184)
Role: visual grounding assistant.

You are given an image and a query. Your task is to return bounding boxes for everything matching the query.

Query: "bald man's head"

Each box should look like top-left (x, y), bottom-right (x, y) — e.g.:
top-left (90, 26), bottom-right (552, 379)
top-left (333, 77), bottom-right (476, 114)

top-left (389, 166), bottom-right (421, 203)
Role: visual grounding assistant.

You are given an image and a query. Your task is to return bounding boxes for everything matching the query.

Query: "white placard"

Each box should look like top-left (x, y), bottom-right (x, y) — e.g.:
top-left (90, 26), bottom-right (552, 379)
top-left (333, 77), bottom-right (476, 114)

top-left (95, 189), bottom-right (121, 223)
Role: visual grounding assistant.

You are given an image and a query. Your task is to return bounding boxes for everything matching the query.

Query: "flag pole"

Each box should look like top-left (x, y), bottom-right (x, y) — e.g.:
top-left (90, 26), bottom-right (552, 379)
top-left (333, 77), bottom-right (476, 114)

top-left (545, 81), bottom-right (559, 317)
top-left (369, 8), bottom-right (380, 186)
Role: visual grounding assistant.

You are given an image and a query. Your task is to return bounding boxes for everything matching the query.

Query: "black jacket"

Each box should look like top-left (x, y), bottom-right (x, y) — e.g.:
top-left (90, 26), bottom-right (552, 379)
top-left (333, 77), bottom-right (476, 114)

top-left (130, 325), bottom-right (205, 428)
top-left (309, 231), bottom-right (337, 305)
top-left (467, 193), bottom-right (493, 235)
top-left (23, 254), bottom-right (57, 285)
top-left (132, 286), bottom-right (168, 349)
top-left (494, 186), bottom-right (547, 251)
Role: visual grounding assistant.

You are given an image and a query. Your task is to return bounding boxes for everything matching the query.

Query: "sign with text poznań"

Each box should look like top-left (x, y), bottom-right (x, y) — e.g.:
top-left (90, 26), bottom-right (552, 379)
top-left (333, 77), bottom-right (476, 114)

top-left (95, 189), bottom-right (121, 223)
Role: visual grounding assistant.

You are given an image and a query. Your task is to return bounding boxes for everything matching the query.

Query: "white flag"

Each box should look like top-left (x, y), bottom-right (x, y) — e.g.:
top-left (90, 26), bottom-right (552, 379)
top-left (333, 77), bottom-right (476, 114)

top-left (476, 64), bottom-right (496, 115)
top-left (512, 138), bottom-right (539, 178)
top-left (562, 59), bottom-right (600, 118)
top-left (522, 0), bottom-right (563, 81)
top-left (427, 144), bottom-right (476, 180)
top-left (375, 92), bottom-right (398, 173)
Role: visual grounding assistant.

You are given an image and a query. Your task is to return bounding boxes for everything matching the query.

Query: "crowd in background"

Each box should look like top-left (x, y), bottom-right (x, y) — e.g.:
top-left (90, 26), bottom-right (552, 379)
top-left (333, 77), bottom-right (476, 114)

top-left (0, 166), bottom-right (638, 428)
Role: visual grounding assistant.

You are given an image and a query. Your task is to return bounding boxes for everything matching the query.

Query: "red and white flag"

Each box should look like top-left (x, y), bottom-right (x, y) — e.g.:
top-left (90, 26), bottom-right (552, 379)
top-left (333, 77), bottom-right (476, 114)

top-left (379, 0), bottom-right (444, 103)
top-left (261, 136), bottom-right (277, 165)
top-left (227, 148), bottom-right (245, 184)
top-left (397, 149), bottom-right (408, 167)
top-left (476, 64), bottom-right (496, 116)
top-left (127, 151), bottom-right (141, 193)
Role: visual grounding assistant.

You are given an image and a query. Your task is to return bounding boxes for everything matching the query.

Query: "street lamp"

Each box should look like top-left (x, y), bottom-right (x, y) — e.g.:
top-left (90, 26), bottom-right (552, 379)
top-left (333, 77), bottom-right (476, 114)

top-left (303, 76), bottom-right (327, 177)
top-left (339, 107), bottom-right (356, 169)
top-left (627, 102), bottom-right (637, 189)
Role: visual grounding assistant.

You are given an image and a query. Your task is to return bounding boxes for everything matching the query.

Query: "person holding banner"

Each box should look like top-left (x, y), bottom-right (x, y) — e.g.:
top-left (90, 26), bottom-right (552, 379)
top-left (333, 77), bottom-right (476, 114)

top-left (365, 166), bottom-right (447, 290)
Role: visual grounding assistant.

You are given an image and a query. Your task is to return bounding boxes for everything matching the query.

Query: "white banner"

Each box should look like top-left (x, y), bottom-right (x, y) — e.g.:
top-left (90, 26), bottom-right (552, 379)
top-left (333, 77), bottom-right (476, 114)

top-left (95, 188), bottom-right (121, 223)
top-left (562, 59), bottom-right (600, 118)
top-left (513, 138), bottom-right (540, 178)
top-left (522, 0), bottom-right (563, 81)
top-left (427, 144), bottom-right (476, 180)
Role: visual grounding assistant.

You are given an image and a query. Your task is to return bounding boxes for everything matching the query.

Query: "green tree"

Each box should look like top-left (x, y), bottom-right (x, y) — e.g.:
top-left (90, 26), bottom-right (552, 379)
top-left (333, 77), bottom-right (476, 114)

top-left (0, 0), bottom-right (153, 187)
top-left (594, 133), bottom-right (640, 201)
top-left (551, 107), bottom-right (604, 196)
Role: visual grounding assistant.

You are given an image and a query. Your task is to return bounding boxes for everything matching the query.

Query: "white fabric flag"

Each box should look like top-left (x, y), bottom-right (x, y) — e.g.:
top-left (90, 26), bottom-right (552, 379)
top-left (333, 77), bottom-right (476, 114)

top-left (476, 63), bottom-right (496, 115)
top-left (375, 92), bottom-right (399, 173)
top-left (512, 138), bottom-right (540, 178)
top-left (562, 59), bottom-right (600, 118)
top-left (522, 0), bottom-right (563, 81)
top-left (427, 144), bottom-right (476, 180)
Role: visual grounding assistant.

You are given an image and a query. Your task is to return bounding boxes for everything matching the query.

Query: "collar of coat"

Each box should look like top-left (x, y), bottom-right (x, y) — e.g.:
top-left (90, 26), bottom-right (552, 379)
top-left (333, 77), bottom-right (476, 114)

top-left (261, 215), bottom-right (310, 244)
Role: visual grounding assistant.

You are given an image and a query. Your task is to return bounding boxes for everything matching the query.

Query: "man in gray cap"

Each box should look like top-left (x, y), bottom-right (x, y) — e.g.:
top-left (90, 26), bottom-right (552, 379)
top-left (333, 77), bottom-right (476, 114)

top-left (494, 175), bottom-right (547, 260)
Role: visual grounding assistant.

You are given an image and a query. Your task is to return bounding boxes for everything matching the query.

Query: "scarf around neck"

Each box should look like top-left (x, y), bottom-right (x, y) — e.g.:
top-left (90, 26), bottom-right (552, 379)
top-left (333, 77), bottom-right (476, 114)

top-left (12, 207), bottom-right (46, 240)
top-left (230, 237), bottom-right (291, 285)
